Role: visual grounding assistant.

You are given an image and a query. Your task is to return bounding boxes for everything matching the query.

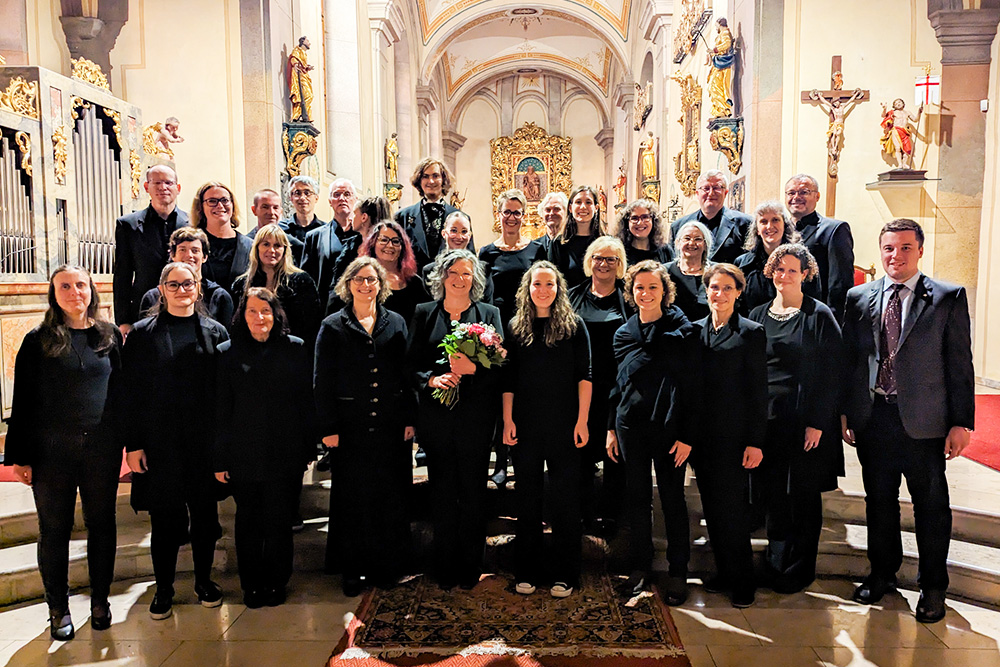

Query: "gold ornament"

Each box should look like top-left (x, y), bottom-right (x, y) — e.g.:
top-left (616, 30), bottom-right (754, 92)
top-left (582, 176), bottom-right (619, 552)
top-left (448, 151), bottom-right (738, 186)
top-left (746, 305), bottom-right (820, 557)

top-left (142, 122), bottom-right (165, 157)
top-left (0, 76), bottom-right (40, 119)
top-left (14, 131), bottom-right (31, 177)
top-left (282, 130), bottom-right (317, 178)
top-left (103, 108), bottom-right (124, 149)
top-left (129, 150), bottom-right (141, 199)
top-left (71, 96), bottom-right (91, 120)
top-left (708, 118), bottom-right (744, 174)
top-left (71, 57), bottom-right (110, 91)
top-left (671, 73), bottom-right (702, 196)
top-left (52, 125), bottom-right (69, 185)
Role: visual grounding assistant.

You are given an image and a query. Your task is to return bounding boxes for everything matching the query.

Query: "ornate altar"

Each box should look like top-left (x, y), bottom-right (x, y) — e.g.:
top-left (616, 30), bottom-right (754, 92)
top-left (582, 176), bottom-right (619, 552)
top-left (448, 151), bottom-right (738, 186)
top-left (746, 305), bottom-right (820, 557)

top-left (490, 122), bottom-right (571, 237)
top-left (671, 73), bottom-right (702, 197)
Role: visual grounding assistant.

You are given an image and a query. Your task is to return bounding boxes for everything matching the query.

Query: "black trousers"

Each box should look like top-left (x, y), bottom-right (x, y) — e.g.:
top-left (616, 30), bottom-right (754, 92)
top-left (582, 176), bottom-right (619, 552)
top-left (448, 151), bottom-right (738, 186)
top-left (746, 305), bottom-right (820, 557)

top-left (581, 395), bottom-right (625, 526)
top-left (617, 421), bottom-right (689, 577)
top-left (149, 489), bottom-right (220, 594)
top-left (32, 434), bottom-right (120, 611)
top-left (694, 448), bottom-right (754, 585)
top-left (511, 430), bottom-right (582, 587)
top-left (232, 476), bottom-right (299, 593)
top-left (857, 396), bottom-right (951, 592)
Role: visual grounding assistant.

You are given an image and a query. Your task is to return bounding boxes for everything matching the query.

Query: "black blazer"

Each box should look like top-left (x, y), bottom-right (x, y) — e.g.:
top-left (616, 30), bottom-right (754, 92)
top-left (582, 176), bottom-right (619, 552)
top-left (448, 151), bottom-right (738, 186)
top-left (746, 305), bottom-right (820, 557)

top-left (203, 231), bottom-right (252, 301)
top-left (395, 201), bottom-right (473, 269)
top-left (610, 307), bottom-right (703, 448)
top-left (665, 260), bottom-right (710, 323)
top-left (140, 278), bottom-right (235, 330)
top-left (794, 211), bottom-right (855, 322)
top-left (734, 249), bottom-right (773, 316)
top-left (232, 270), bottom-right (322, 348)
top-left (841, 275), bottom-right (975, 439)
top-left (113, 206), bottom-right (187, 325)
top-left (694, 313), bottom-right (767, 451)
top-left (214, 335), bottom-right (315, 481)
top-left (301, 223), bottom-right (347, 306)
top-left (314, 306), bottom-right (416, 437)
top-left (671, 207), bottom-right (752, 265)
top-left (278, 215), bottom-right (325, 267)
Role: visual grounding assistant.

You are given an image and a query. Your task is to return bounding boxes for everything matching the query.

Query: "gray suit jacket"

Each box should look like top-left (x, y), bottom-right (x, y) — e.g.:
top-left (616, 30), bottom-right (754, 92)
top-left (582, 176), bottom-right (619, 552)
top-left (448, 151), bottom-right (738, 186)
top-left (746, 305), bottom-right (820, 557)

top-left (841, 274), bottom-right (975, 439)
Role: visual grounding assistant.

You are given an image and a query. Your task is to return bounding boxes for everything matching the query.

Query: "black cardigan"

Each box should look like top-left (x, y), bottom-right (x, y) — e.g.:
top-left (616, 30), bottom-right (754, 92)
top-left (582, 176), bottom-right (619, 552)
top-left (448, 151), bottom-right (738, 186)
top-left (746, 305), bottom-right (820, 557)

top-left (232, 269), bottom-right (321, 348)
top-left (214, 334), bottom-right (315, 481)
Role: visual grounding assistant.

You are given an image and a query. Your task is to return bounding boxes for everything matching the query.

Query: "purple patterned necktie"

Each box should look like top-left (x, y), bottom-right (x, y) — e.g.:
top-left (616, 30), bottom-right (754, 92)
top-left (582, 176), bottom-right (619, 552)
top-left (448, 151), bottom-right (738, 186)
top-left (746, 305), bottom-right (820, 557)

top-left (877, 284), bottom-right (904, 394)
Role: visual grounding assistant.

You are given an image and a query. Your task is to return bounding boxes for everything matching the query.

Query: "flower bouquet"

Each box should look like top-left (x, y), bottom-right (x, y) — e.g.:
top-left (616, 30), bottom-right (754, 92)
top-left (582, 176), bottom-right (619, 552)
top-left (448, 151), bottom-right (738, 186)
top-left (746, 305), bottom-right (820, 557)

top-left (432, 321), bottom-right (507, 408)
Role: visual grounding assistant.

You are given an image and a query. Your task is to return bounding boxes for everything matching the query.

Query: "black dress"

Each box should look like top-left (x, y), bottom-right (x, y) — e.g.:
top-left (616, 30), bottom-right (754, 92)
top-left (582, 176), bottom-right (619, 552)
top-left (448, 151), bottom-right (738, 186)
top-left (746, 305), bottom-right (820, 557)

top-left (734, 249), bottom-right (773, 316)
top-left (665, 260), bottom-right (710, 322)
top-left (748, 297), bottom-right (844, 588)
top-left (568, 281), bottom-right (629, 527)
top-left (478, 241), bottom-right (547, 325)
top-left (314, 306), bottom-right (416, 584)
top-left (232, 270), bottom-right (321, 348)
top-left (625, 243), bottom-right (672, 267)
top-left (214, 334), bottom-right (315, 596)
top-left (548, 234), bottom-right (596, 288)
top-left (503, 317), bottom-right (591, 588)
top-left (5, 324), bottom-right (123, 612)
top-left (407, 300), bottom-right (503, 586)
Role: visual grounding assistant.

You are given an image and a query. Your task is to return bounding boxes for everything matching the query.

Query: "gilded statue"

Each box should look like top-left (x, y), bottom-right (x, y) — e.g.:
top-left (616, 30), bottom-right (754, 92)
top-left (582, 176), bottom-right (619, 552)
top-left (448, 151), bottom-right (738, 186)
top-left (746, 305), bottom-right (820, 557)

top-left (880, 98), bottom-right (923, 169)
top-left (706, 18), bottom-right (735, 119)
top-left (289, 36), bottom-right (315, 123)
top-left (614, 158), bottom-right (627, 204)
top-left (639, 131), bottom-right (658, 182)
top-left (385, 132), bottom-right (399, 183)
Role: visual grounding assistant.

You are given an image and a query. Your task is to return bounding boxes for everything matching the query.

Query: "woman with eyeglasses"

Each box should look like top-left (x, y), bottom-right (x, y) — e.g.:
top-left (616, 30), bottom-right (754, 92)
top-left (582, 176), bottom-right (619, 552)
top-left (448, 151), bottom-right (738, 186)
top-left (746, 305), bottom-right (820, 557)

top-left (548, 185), bottom-right (606, 288)
top-left (189, 182), bottom-right (252, 302)
top-left (233, 224), bottom-right (321, 348)
top-left (5, 265), bottom-right (123, 640)
top-left (315, 257), bottom-right (416, 596)
top-left (421, 211), bottom-right (494, 304)
top-left (214, 288), bottom-right (315, 608)
top-left (614, 199), bottom-right (673, 267)
top-left (123, 262), bottom-right (230, 621)
top-left (357, 220), bottom-right (428, 324)
top-left (568, 238), bottom-right (631, 535)
top-left (329, 195), bottom-right (392, 289)
top-left (408, 249), bottom-right (503, 590)
top-left (734, 202), bottom-right (801, 315)
top-left (665, 220), bottom-right (713, 322)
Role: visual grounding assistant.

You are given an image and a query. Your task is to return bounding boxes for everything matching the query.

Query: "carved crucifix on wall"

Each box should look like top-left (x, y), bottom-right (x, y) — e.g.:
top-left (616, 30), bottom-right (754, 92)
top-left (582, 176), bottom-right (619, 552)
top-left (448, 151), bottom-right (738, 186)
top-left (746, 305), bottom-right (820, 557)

top-left (800, 56), bottom-right (869, 216)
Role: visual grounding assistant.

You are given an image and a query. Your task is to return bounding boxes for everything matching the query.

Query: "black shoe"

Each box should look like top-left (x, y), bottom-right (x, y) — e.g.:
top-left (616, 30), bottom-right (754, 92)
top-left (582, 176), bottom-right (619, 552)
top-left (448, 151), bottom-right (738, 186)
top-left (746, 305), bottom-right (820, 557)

top-left (49, 609), bottom-right (74, 641)
top-left (852, 575), bottom-right (896, 605)
top-left (195, 581), bottom-right (223, 608)
top-left (149, 592), bottom-right (173, 620)
top-left (90, 601), bottom-right (112, 630)
top-left (662, 576), bottom-right (689, 606)
top-left (264, 587), bottom-right (286, 607)
top-left (490, 468), bottom-right (508, 488)
top-left (291, 516), bottom-right (305, 533)
top-left (703, 576), bottom-right (731, 594)
top-left (459, 574), bottom-right (480, 590)
top-left (915, 589), bottom-right (947, 623)
top-left (731, 585), bottom-right (756, 608)
top-left (624, 570), bottom-right (647, 597)
top-left (342, 576), bottom-right (363, 598)
top-left (243, 590), bottom-right (266, 609)
top-left (316, 451), bottom-right (332, 472)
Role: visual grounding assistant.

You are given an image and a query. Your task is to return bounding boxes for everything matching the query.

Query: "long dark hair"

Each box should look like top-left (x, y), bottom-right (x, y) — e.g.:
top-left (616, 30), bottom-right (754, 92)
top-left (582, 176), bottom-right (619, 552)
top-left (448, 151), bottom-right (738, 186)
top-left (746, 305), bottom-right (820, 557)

top-left (560, 184), bottom-right (605, 243)
top-left (232, 287), bottom-right (290, 342)
top-left (40, 264), bottom-right (116, 358)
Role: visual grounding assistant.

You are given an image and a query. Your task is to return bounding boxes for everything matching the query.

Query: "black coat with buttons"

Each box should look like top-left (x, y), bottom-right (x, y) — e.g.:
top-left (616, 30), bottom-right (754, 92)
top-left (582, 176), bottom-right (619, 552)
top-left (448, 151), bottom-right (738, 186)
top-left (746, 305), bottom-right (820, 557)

top-left (314, 305), bottom-right (416, 438)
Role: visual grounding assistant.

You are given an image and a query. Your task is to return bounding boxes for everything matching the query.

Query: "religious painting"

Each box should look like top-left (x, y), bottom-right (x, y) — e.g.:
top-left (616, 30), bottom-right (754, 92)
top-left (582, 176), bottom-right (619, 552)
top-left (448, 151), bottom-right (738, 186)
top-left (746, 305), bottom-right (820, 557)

top-left (728, 177), bottom-right (745, 212)
top-left (490, 122), bottom-right (572, 237)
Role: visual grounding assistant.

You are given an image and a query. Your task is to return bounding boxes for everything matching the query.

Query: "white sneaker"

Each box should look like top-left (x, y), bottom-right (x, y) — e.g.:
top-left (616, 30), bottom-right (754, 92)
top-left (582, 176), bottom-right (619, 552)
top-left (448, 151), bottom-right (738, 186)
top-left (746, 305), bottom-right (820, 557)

top-left (515, 582), bottom-right (536, 595)
top-left (550, 582), bottom-right (573, 598)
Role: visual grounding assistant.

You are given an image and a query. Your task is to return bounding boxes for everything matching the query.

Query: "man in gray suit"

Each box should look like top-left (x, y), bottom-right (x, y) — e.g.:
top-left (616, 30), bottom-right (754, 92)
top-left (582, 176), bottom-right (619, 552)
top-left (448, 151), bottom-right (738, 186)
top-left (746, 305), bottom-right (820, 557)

top-left (841, 218), bottom-right (974, 623)
top-left (670, 170), bottom-right (752, 265)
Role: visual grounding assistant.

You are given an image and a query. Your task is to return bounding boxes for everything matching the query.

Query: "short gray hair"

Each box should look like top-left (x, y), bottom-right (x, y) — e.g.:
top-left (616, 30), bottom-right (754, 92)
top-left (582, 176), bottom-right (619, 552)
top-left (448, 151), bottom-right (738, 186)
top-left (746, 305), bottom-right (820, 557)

top-left (287, 175), bottom-right (319, 195)
top-left (674, 220), bottom-right (714, 266)
top-left (537, 191), bottom-right (568, 214)
top-left (497, 189), bottom-right (527, 212)
top-left (426, 248), bottom-right (486, 302)
top-left (329, 177), bottom-right (356, 198)
top-left (785, 173), bottom-right (820, 191)
top-left (697, 169), bottom-right (728, 188)
top-left (745, 200), bottom-right (798, 251)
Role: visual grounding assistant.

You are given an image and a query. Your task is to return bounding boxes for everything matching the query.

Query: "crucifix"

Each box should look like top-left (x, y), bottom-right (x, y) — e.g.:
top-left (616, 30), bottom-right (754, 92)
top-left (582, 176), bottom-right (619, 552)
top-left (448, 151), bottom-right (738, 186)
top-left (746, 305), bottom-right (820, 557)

top-left (800, 56), bottom-right (869, 216)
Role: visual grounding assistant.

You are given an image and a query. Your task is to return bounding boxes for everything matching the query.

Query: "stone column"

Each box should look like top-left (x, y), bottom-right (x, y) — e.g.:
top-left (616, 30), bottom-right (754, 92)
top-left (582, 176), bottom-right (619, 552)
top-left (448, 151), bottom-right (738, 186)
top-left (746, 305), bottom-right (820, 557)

top-left (441, 130), bottom-right (466, 175)
top-left (928, 5), bottom-right (1000, 308)
top-left (415, 84), bottom-right (438, 158)
top-left (613, 83), bottom-right (634, 202)
top-left (368, 2), bottom-right (402, 190)
top-left (239, 0), bottom-right (280, 206)
top-left (594, 126), bottom-right (615, 203)
top-left (59, 0), bottom-right (128, 81)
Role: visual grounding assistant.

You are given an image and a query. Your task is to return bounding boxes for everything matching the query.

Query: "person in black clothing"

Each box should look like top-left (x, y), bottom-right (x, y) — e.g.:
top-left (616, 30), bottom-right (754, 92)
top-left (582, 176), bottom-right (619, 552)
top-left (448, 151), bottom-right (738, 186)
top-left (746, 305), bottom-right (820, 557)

top-left (607, 259), bottom-right (701, 605)
top-left (123, 262), bottom-right (230, 620)
top-left (113, 164), bottom-right (186, 333)
top-left (214, 288), bottom-right (314, 608)
top-left (421, 211), bottom-right (493, 303)
top-left (232, 224), bottom-right (321, 348)
top-left (614, 199), bottom-right (673, 267)
top-left (278, 175), bottom-right (326, 266)
top-left (301, 179), bottom-right (358, 308)
top-left (747, 244), bottom-right (844, 594)
top-left (347, 220), bottom-right (428, 322)
top-left (503, 261), bottom-right (592, 598)
top-left (315, 257), bottom-right (417, 596)
top-left (395, 158), bottom-right (465, 270)
top-left (536, 191), bottom-right (569, 255)
top-left (330, 195), bottom-right (391, 286)
top-left (693, 264), bottom-right (767, 608)
top-left (669, 170), bottom-right (752, 265)
top-left (666, 220), bottom-right (712, 322)
top-left (408, 249), bottom-right (502, 589)
top-left (5, 265), bottom-right (123, 640)
top-left (734, 201), bottom-right (800, 315)
top-left (189, 181), bottom-right (252, 301)
top-left (548, 185), bottom-right (606, 288)
top-left (139, 227), bottom-right (234, 328)
top-left (568, 238), bottom-right (630, 534)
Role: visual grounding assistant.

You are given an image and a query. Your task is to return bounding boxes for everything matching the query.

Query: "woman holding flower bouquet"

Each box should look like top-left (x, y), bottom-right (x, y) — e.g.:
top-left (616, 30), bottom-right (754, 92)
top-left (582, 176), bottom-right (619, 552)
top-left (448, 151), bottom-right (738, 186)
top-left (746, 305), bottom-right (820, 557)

top-left (408, 249), bottom-right (504, 589)
top-left (503, 261), bottom-right (592, 598)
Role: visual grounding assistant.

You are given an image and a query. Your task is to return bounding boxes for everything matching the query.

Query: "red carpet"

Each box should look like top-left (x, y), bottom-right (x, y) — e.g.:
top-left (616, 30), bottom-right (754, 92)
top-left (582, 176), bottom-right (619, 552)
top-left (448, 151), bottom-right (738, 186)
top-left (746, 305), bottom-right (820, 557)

top-left (963, 394), bottom-right (1000, 472)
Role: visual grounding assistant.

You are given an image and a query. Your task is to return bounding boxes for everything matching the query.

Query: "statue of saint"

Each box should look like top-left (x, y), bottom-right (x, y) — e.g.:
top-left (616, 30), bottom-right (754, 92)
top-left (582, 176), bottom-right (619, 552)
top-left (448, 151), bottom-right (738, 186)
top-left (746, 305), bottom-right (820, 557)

top-left (614, 160), bottom-right (627, 204)
top-left (880, 98), bottom-right (923, 169)
top-left (522, 165), bottom-right (541, 201)
top-left (706, 18), bottom-right (735, 119)
top-left (385, 132), bottom-right (399, 183)
top-left (633, 81), bottom-right (653, 131)
top-left (153, 117), bottom-right (184, 159)
top-left (289, 36), bottom-right (315, 123)
top-left (810, 88), bottom-right (864, 176)
top-left (639, 131), bottom-right (658, 182)
top-left (449, 189), bottom-right (465, 210)
top-left (597, 186), bottom-right (608, 218)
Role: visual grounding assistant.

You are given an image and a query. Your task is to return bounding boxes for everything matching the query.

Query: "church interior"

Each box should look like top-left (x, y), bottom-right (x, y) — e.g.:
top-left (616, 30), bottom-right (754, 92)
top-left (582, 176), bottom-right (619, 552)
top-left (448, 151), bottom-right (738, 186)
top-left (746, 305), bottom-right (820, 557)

top-left (2, 0), bottom-right (1000, 665)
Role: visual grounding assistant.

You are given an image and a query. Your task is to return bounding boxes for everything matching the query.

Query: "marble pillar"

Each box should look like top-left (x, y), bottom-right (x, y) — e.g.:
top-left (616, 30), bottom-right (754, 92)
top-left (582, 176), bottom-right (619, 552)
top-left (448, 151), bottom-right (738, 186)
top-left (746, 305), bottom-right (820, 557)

top-left (239, 0), bottom-right (280, 207)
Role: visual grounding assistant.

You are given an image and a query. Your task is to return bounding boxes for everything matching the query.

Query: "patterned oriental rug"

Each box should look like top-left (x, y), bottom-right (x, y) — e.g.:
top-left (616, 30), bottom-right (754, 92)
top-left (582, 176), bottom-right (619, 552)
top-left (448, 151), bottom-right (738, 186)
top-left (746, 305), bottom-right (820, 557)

top-left (327, 569), bottom-right (690, 667)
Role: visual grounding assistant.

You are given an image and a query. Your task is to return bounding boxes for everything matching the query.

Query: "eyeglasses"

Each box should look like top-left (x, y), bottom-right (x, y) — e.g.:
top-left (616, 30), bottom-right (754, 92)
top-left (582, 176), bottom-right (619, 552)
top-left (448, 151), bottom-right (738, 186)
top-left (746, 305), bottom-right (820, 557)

top-left (697, 185), bottom-right (726, 194)
top-left (149, 180), bottom-right (176, 187)
top-left (330, 191), bottom-right (354, 200)
top-left (592, 256), bottom-right (619, 265)
top-left (785, 189), bottom-right (816, 198)
top-left (377, 235), bottom-right (402, 247)
top-left (629, 214), bottom-right (652, 223)
top-left (680, 236), bottom-right (705, 244)
top-left (163, 279), bottom-right (197, 292)
top-left (501, 210), bottom-right (523, 219)
top-left (351, 275), bottom-right (379, 286)
top-left (290, 189), bottom-right (316, 198)
top-left (203, 197), bottom-right (232, 207)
